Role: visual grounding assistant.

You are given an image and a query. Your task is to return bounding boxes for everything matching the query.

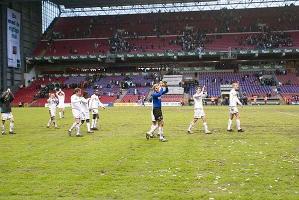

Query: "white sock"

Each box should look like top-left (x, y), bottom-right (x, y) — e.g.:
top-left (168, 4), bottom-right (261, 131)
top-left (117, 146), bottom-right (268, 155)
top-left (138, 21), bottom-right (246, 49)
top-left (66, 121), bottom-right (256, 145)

top-left (91, 119), bottom-right (94, 128)
top-left (148, 124), bottom-right (158, 134)
top-left (1, 124), bottom-right (5, 133)
top-left (203, 122), bottom-right (208, 132)
top-left (47, 119), bottom-right (52, 127)
top-left (69, 122), bottom-right (77, 131)
top-left (59, 112), bottom-right (62, 119)
top-left (228, 119), bottom-right (232, 130)
top-left (188, 121), bottom-right (194, 131)
top-left (10, 123), bottom-right (14, 132)
top-left (94, 118), bottom-right (98, 128)
top-left (75, 123), bottom-right (81, 135)
top-left (153, 124), bottom-right (158, 134)
top-left (158, 127), bottom-right (164, 138)
top-left (53, 120), bottom-right (57, 128)
top-left (87, 122), bottom-right (91, 132)
top-left (236, 119), bottom-right (241, 130)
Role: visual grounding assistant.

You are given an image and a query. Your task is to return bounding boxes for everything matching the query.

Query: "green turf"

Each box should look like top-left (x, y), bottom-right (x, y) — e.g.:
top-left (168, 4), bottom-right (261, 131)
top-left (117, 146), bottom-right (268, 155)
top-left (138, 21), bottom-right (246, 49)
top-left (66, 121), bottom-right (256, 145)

top-left (0, 106), bottom-right (298, 200)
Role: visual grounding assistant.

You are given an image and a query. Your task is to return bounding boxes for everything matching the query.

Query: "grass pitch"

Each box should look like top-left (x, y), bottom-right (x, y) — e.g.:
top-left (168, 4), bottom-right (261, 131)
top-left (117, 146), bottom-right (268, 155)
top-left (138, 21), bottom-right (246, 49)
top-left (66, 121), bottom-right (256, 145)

top-left (0, 106), bottom-right (298, 200)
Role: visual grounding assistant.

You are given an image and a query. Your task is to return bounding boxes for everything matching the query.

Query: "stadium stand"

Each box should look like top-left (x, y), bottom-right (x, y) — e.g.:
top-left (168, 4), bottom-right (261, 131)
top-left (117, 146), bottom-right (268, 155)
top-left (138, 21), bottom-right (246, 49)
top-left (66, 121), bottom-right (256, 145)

top-left (45, 7), bottom-right (299, 39)
top-left (276, 73), bottom-right (299, 85)
top-left (33, 31), bottom-right (299, 56)
top-left (121, 87), bottom-right (150, 103)
top-left (14, 69), bottom-right (299, 106)
top-left (33, 6), bottom-right (299, 56)
top-left (161, 75), bottom-right (184, 102)
top-left (193, 72), bottom-right (276, 97)
top-left (12, 77), bottom-right (66, 106)
top-left (12, 74), bottom-right (156, 105)
top-left (8, 3), bottom-right (299, 107)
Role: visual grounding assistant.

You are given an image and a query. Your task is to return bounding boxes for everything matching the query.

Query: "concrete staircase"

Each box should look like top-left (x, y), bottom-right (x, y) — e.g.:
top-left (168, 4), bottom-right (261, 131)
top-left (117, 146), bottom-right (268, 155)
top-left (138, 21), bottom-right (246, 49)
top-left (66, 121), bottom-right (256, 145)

top-left (114, 89), bottom-right (127, 103)
top-left (277, 91), bottom-right (286, 105)
top-left (183, 93), bottom-right (190, 105)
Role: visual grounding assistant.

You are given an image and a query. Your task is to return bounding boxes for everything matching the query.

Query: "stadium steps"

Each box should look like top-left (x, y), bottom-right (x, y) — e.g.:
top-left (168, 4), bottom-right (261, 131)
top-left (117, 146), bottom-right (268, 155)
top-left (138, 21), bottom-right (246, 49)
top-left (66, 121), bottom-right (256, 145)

top-left (183, 93), bottom-right (190, 105)
top-left (115, 89), bottom-right (128, 103)
top-left (40, 49), bottom-right (47, 56)
top-left (278, 94), bottom-right (286, 105)
top-left (29, 99), bottom-right (38, 107)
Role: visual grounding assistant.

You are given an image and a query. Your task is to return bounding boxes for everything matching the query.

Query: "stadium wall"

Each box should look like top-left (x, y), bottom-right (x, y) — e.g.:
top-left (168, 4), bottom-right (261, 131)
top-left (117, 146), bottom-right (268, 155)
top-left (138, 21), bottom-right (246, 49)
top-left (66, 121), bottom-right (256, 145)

top-left (0, 1), bottom-right (42, 91)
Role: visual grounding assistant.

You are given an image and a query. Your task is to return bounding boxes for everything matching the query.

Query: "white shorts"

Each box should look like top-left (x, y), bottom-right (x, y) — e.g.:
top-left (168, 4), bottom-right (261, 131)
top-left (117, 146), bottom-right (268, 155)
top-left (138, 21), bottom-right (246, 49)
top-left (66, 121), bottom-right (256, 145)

top-left (80, 111), bottom-right (90, 120)
top-left (57, 103), bottom-right (65, 109)
top-left (72, 109), bottom-right (81, 119)
top-left (229, 106), bottom-right (239, 114)
top-left (91, 108), bottom-right (99, 115)
top-left (49, 108), bottom-right (56, 117)
top-left (194, 108), bottom-right (205, 118)
top-left (1, 113), bottom-right (13, 120)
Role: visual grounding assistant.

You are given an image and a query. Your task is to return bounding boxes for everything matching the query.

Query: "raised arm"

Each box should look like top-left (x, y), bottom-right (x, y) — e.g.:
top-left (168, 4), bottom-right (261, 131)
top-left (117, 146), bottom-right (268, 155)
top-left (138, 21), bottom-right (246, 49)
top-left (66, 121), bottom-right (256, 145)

top-left (152, 88), bottom-right (165, 98)
top-left (161, 87), bottom-right (169, 95)
top-left (81, 97), bottom-right (88, 104)
top-left (193, 86), bottom-right (205, 98)
top-left (193, 90), bottom-right (204, 98)
top-left (9, 92), bottom-right (15, 102)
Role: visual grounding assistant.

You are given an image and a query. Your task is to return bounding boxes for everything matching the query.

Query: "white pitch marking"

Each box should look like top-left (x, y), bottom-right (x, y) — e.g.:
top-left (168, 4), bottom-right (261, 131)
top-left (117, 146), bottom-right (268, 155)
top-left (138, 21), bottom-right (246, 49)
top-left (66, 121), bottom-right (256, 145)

top-left (277, 111), bottom-right (299, 117)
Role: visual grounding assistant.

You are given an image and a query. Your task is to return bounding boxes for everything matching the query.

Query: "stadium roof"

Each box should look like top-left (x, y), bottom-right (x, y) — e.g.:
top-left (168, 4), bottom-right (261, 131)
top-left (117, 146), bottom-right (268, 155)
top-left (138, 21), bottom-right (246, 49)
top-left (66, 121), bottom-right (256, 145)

top-left (52, 0), bottom-right (215, 8)
top-left (57, 0), bottom-right (298, 17)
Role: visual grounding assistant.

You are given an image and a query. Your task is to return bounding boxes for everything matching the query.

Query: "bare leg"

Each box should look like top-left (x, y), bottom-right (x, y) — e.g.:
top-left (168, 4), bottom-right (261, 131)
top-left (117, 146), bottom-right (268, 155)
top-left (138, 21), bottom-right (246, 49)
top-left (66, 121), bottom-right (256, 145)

top-left (147, 121), bottom-right (158, 136)
top-left (75, 118), bottom-right (82, 136)
top-left (9, 118), bottom-right (14, 133)
top-left (52, 117), bottom-right (58, 128)
top-left (201, 116), bottom-right (210, 134)
top-left (158, 120), bottom-right (167, 142)
top-left (227, 113), bottom-right (234, 131)
top-left (235, 113), bottom-right (242, 131)
top-left (1, 120), bottom-right (5, 134)
top-left (188, 118), bottom-right (198, 133)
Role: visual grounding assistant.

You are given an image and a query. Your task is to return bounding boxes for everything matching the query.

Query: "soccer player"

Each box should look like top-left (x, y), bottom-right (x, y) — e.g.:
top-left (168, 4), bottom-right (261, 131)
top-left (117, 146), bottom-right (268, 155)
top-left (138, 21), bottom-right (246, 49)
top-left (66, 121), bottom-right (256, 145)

top-left (227, 82), bottom-right (244, 132)
top-left (47, 93), bottom-right (59, 128)
top-left (89, 90), bottom-right (105, 130)
top-left (146, 81), bottom-right (168, 142)
top-left (80, 91), bottom-right (93, 133)
top-left (56, 89), bottom-right (65, 118)
top-left (0, 89), bottom-right (15, 135)
top-left (187, 85), bottom-right (211, 134)
top-left (146, 82), bottom-right (165, 137)
top-left (68, 88), bottom-right (83, 137)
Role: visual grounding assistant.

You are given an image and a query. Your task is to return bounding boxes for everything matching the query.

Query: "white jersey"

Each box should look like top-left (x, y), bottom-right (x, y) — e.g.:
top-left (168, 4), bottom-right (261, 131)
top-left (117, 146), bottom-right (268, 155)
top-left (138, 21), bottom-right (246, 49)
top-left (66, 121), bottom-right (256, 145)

top-left (229, 88), bottom-right (242, 107)
top-left (71, 94), bottom-right (82, 111)
top-left (193, 91), bottom-right (206, 109)
top-left (80, 97), bottom-right (90, 113)
top-left (89, 94), bottom-right (104, 109)
top-left (48, 97), bottom-right (58, 110)
top-left (56, 92), bottom-right (65, 104)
